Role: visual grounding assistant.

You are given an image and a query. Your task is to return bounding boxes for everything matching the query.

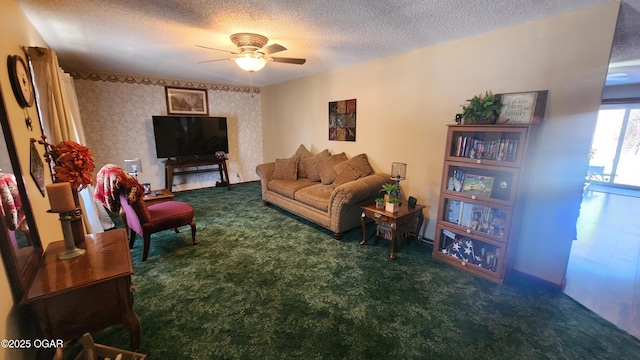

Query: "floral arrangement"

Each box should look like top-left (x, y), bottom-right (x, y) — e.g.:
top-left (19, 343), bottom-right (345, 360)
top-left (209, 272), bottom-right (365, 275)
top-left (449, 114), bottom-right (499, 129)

top-left (32, 135), bottom-right (95, 191)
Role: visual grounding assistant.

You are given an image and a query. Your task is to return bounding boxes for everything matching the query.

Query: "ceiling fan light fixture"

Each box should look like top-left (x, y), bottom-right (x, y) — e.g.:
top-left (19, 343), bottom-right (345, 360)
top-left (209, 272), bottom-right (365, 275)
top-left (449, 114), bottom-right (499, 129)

top-left (233, 53), bottom-right (268, 72)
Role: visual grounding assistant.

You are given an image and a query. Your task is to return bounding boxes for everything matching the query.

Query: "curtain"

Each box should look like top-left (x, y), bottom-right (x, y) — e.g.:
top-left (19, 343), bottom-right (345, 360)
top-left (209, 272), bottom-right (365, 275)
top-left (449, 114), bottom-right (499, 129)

top-left (27, 47), bottom-right (114, 233)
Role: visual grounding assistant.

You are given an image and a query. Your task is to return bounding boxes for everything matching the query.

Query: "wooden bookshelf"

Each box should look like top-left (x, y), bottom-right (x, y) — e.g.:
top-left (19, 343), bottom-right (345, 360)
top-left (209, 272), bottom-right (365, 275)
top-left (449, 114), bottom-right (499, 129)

top-left (432, 125), bottom-right (536, 284)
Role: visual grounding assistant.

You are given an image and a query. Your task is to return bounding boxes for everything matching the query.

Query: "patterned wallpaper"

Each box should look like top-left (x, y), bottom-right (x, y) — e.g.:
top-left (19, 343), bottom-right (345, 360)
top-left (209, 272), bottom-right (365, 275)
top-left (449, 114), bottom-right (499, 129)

top-left (73, 75), bottom-right (263, 192)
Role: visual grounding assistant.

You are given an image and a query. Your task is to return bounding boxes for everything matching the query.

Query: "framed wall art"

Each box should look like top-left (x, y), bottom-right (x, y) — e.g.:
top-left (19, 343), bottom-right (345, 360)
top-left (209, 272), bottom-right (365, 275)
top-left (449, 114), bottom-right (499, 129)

top-left (329, 98), bottom-right (356, 141)
top-left (29, 141), bottom-right (45, 196)
top-left (165, 86), bottom-right (209, 116)
top-left (496, 90), bottom-right (548, 125)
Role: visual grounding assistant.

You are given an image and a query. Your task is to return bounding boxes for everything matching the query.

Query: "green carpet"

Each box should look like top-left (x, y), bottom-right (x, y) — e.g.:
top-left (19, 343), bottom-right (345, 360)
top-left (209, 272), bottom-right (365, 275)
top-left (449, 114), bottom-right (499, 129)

top-left (67, 182), bottom-right (640, 359)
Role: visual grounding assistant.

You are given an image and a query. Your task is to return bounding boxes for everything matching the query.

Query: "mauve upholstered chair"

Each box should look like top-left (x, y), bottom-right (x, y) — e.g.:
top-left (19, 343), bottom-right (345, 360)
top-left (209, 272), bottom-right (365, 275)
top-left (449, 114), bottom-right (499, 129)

top-left (119, 193), bottom-right (197, 261)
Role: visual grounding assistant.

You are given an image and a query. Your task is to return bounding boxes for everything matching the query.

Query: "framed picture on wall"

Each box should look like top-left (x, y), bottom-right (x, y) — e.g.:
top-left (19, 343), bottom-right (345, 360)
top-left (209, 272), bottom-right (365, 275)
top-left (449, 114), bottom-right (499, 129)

top-left (328, 98), bottom-right (356, 141)
top-left (29, 141), bottom-right (45, 196)
top-left (496, 90), bottom-right (548, 125)
top-left (165, 86), bottom-right (209, 116)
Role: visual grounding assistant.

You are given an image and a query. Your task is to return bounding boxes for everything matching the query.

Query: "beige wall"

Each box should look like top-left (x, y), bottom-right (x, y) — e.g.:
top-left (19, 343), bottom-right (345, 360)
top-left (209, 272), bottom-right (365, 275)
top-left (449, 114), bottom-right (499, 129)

top-left (261, 2), bottom-right (620, 286)
top-left (74, 79), bottom-right (262, 191)
top-left (0, 1), bottom-right (57, 359)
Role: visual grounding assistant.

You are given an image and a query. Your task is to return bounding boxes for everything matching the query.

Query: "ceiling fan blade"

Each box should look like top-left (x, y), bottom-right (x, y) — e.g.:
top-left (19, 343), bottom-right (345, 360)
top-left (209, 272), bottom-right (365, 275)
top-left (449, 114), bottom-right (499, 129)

top-left (197, 58), bottom-right (230, 64)
top-left (196, 45), bottom-right (238, 55)
top-left (262, 43), bottom-right (287, 55)
top-left (271, 57), bottom-right (306, 65)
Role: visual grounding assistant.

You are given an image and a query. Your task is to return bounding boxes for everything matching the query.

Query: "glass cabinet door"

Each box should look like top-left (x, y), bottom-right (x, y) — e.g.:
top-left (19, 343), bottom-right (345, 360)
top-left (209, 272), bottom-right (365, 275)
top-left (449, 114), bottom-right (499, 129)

top-left (441, 161), bottom-right (519, 206)
top-left (445, 126), bottom-right (529, 167)
top-left (433, 224), bottom-right (506, 279)
top-left (439, 195), bottom-right (511, 243)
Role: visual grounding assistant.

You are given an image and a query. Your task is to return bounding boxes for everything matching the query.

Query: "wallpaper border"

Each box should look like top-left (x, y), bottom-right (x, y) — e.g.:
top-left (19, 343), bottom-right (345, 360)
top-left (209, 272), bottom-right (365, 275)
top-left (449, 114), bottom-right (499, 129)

top-left (69, 70), bottom-right (260, 94)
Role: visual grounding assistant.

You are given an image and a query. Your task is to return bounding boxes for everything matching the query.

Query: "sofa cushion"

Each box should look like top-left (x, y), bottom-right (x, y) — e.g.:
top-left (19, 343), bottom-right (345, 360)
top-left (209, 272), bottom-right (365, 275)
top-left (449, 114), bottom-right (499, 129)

top-left (294, 183), bottom-right (333, 212)
top-left (301, 149), bottom-right (330, 182)
top-left (145, 201), bottom-right (194, 233)
top-left (292, 145), bottom-right (313, 178)
top-left (268, 178), bottom-right (318, 199)
top-left (272, 157), bottom-right (298, 180)
top-left (317, 152), bottom-right (348, 185)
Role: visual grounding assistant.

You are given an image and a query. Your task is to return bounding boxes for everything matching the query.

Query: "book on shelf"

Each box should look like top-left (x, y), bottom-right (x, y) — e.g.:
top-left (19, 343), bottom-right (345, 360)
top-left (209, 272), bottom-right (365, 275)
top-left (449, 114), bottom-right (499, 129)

top-left (447, 200), bottom-right (462, 224)
top-left (452, 135), bottom-right (519, 161)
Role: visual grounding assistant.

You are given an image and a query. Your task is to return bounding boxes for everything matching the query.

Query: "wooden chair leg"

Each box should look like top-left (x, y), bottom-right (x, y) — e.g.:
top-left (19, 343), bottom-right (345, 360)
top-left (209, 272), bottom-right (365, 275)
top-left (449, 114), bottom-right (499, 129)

top-left (142, 234), bottom-right (151, 261)
top-left (128, 229), bottom-right (136, 249)
top-left (189, 221), bottom-right (198, 245)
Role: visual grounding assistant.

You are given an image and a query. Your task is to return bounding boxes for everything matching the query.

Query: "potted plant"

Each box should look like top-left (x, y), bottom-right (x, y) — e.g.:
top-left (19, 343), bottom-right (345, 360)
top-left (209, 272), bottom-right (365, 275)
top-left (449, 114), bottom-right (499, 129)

top-left (375, 197), bottom-right (385, 209)
top-left (380, 183), bottom-right (400, 203)
top-left (385, 197), bottom-right (400, 213)
top-left (461, 91), bottom-right (502, 124)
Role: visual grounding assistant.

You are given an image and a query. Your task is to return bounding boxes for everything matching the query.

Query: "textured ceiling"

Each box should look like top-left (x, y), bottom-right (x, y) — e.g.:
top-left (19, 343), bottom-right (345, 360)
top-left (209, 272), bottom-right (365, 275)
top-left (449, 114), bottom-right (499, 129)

top-left (16, 0), bottom-right (640, 87)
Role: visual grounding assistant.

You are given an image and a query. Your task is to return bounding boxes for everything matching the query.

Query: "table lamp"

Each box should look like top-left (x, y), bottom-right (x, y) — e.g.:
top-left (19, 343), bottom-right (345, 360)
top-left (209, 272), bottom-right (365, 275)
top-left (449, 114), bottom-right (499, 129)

top-left (390, 162), bottom-right (407, 200)
top-left (124, 158), bottom-right (143, 179)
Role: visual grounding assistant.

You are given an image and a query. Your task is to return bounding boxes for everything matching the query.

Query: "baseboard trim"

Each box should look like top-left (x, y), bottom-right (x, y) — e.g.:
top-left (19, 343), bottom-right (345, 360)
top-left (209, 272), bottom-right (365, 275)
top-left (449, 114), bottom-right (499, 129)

top-left (510, 269), bottom-right (566, 290)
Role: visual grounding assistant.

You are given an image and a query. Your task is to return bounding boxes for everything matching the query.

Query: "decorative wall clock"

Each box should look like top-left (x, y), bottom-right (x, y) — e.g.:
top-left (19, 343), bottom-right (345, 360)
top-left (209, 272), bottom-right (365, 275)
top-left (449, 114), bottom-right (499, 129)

top-left (7, 55), bottom-right (35, 108)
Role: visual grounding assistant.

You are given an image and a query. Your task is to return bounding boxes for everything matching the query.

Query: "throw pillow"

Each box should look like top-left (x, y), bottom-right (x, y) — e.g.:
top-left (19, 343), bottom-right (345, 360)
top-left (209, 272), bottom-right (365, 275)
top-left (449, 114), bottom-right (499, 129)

top-left (332, 165), bottom-right (363, 188)
top-left (301, 149), bottom-right (330, 182)
top-left (317, 152), bottom-right (348, 185)
top-left (344, 153), bottom-right (374, 176)
top-left (272, 157), bottom-right (298, 181)
top-left (292, 144), bottom-right (313, 178)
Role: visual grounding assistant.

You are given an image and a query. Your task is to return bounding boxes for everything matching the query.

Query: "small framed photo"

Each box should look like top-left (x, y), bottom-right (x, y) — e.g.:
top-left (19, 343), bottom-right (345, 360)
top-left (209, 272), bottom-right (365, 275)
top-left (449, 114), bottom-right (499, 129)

top-left (462, 174), bottom-right (494, 197)
top-left (165, 86), bottom-right (209, 116)
top-left (496, 90), bottom-right (548, 125)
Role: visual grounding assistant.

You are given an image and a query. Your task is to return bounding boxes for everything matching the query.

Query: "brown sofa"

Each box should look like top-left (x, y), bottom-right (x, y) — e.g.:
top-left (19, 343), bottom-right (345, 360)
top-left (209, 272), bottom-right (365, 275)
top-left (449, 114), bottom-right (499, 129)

top-left (256, 145), bottom-right (390, 239)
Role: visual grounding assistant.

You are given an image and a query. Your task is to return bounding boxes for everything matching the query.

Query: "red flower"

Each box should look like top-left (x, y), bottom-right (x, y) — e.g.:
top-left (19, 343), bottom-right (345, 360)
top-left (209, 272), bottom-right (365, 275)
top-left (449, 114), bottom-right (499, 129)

top-left (31, 135), bottom-right (95, 191)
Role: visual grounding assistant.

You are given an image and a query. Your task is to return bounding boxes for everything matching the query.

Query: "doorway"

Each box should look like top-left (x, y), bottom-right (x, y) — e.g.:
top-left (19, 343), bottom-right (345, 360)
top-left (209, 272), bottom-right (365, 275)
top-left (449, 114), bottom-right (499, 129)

top-left (564, 101), bottom-right (640, 340)
top-left (587, 103), bottom-right (640, 189)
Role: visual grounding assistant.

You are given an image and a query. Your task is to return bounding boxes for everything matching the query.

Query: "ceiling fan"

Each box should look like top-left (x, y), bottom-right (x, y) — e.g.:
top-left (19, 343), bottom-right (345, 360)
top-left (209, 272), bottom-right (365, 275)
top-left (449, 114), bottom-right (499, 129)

top-left (197, 33), bottom-right (306, 72)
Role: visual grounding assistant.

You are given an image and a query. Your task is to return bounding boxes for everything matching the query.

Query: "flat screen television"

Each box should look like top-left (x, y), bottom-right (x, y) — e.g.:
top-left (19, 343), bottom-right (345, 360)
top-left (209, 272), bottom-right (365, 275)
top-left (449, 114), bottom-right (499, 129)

top-left (152, 116), bottom-right (228, 160)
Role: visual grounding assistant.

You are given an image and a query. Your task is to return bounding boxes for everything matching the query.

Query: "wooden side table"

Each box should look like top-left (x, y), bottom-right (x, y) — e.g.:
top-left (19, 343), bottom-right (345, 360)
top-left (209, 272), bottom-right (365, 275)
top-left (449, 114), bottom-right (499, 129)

top-left (142, 188), bottom-right (174, 206)
top-left (24, 229), bottom-right (140, 356)
top-left (360, 203), bottom-right (425, 259)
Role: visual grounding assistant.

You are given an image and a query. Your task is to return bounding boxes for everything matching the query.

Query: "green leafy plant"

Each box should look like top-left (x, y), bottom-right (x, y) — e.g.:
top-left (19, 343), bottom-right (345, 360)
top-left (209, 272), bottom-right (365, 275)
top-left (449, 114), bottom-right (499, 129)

top-left (380, 183), bottom-right (399, 196)
top-left (461, 91), bottom-right (502, 124)
top-left (387, 197), bottom-right (400, 204)
top-left (375, 197), bottom-right (385, 204)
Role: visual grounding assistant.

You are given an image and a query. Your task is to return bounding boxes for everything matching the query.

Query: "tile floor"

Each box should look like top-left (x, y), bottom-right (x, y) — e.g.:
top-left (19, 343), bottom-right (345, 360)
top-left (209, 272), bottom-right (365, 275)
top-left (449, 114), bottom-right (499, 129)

top-left (564, 187), bottom-right (640, 340)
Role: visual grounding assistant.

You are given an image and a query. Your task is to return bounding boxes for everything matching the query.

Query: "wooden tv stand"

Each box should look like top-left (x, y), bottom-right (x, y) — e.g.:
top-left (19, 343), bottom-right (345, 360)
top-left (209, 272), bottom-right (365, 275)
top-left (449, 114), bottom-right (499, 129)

top-left (164, 158), bottom-right (231, 190)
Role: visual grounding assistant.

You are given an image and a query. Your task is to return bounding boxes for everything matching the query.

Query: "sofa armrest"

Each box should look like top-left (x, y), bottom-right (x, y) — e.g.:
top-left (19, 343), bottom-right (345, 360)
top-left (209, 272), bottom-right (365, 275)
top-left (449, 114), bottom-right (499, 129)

top-left (256, 162), bottom-right (275, 195)
top-left (330, 172), bottom-right (390, 208)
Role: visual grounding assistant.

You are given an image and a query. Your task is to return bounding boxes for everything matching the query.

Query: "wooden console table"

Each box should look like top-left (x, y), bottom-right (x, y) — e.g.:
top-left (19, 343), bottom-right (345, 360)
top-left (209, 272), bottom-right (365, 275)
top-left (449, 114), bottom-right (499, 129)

top-left (24, 229), bottom-right (140, 356)
top-left (164, 158), bottom-right (231, 190)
